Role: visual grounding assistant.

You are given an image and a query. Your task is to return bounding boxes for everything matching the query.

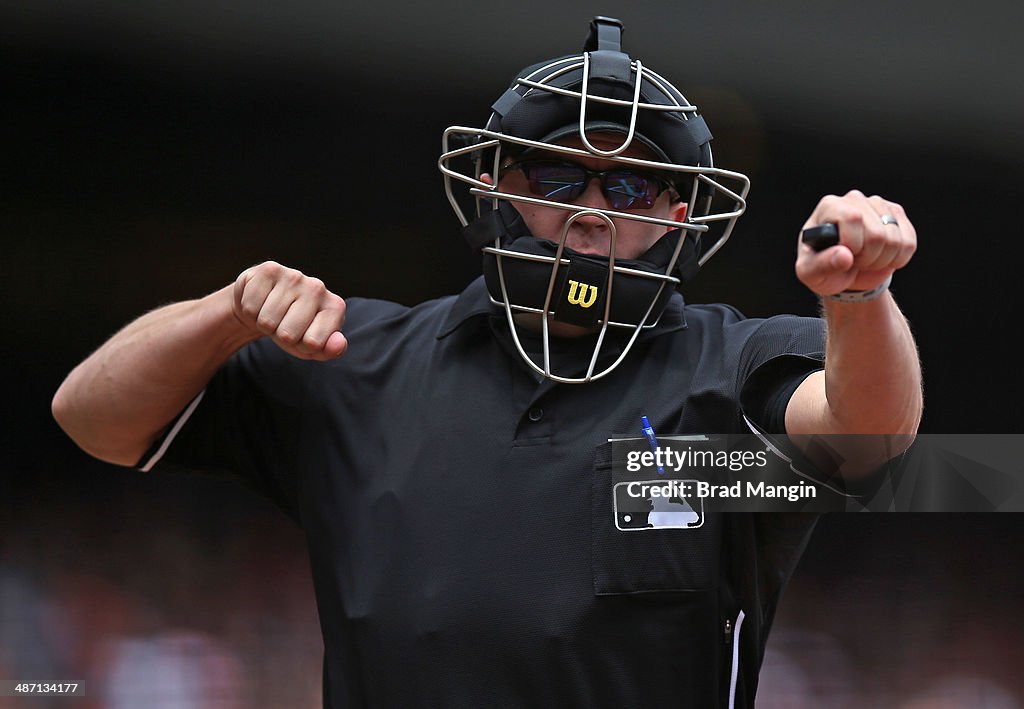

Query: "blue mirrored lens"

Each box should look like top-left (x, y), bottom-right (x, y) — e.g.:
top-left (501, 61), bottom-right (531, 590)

top-left (519, 161), bottom-right (663, 210)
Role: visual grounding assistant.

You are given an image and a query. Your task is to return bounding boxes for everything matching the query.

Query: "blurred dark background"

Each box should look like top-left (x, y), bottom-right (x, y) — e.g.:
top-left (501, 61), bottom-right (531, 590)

top-left (2, 2), bottom-right (1023, 706)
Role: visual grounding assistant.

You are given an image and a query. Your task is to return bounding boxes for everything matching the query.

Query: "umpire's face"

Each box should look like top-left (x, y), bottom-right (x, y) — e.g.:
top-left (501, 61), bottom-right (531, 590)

top-left (483, 132), bottom-right (688, 260)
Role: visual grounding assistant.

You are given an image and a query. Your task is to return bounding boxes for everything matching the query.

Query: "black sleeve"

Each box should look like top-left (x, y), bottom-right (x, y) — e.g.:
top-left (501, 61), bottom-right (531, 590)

top-left (734, 314), bottom-right (894, 499)
top-left (736, 315), bottom-right (826, 434)
top-left (135, 338), bottom-right (313, 522)
top-left (741, 359), bottom-right (819, 434)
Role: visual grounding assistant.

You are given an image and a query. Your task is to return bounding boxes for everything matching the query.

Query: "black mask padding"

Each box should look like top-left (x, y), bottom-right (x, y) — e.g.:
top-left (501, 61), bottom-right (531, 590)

top-left (482, 229), bottom-right (698, 327)
top-left (461, 200), bottom-right (530, 251)
top-left (554, 258), bottom-right (609, 328)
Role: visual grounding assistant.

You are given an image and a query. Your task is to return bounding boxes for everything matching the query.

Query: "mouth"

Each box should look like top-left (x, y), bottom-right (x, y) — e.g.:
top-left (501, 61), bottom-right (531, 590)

top-left (563, 235), bottom-right (611, 258)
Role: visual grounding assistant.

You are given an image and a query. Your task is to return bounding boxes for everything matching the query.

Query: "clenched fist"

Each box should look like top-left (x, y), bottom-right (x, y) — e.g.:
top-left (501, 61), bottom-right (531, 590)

top-left (796, 190), bottom-right (917, 297)
top-left (232, 261), bottom-right (347, 360)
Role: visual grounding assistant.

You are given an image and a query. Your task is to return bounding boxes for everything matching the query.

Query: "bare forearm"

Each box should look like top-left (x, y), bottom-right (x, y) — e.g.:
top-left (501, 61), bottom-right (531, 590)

top-left (789, 191), bottom-right (922, 437)
top-left (53, 262), bottom-right (348, 467)
top-left (784, 292), bottom-right (922, 478)
top-left (820, 292), bottom-right (923, 434)
top-left (52, 285), bottom-right (257, 466)
top-left (784, 191), bottom-right (922, 477)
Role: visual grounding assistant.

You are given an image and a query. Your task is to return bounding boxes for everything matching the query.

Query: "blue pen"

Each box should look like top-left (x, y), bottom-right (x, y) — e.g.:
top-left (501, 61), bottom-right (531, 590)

top-left (640, 415), bottom-right (665, 475)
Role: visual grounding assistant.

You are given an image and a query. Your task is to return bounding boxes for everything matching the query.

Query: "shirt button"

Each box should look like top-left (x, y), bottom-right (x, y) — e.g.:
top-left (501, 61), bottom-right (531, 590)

top-left (527, 407), bottom-right (544, 422)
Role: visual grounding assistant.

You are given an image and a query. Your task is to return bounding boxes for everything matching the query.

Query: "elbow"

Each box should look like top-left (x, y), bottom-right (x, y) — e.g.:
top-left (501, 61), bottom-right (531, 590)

top-left (51, 379), bottom-right (78, 441)
top-left (830, 384), bottom-right (924, 440)
top-left (51, 381), bottom-right (143, 468)
top-left (887, 387), bottom-right (924, 449)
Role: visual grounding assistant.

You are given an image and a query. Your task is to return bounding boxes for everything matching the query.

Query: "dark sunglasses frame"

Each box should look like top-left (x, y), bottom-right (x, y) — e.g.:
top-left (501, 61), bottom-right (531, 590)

top-left (502, 159), bottom-right (677, 211)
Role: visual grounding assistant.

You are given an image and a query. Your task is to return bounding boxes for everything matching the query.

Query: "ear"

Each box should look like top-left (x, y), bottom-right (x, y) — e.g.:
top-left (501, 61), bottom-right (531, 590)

top-left (670, 201), bottom-right (688, 223)
top-left (480, 173), bottom-right (494, 187)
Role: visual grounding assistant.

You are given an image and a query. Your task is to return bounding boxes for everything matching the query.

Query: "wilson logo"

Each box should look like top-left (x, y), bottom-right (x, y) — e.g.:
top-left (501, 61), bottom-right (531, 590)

top-left (566, 280), bottom-right (598, 308)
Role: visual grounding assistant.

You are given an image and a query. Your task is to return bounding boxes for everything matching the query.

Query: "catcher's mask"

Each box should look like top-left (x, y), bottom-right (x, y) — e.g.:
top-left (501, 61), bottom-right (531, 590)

top-left (438, 16), bottom-right (750, 383)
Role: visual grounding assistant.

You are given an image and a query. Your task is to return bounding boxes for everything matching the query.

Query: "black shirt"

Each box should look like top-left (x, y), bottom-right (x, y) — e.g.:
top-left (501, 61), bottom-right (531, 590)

top-left (141, 276), bottom-right (827, 708)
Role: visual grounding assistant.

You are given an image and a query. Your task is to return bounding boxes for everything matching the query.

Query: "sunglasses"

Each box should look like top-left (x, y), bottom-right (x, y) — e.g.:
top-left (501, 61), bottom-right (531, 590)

top-left (505, 159), bottom-right (676, 211)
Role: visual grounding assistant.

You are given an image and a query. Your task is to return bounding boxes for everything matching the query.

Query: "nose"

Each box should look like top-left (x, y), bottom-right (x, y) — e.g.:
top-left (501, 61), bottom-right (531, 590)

top-left (569, 177), bottom-right (613, 230)
top-left (576, 175), bottom-right (611, 210)
top-left (563, 180), bottom-right (616, 256)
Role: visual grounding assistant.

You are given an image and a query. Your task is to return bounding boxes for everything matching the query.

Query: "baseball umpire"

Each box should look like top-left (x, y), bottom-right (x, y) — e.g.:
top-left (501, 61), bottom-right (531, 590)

top-left (52, 16), bottom-right (922, 708)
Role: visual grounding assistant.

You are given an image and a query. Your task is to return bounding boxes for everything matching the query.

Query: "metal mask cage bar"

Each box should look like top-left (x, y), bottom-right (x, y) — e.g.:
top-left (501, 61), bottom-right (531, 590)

top-left (510, 54), bottom-right (699, 159)
top-left (492, 210), bottom-right (673, 384)
top-left (436, 41), bottom-right (752, 383)
top-left (512, 56), bottom-right (701, 115)
top-left (438, 127), bottom-right (750, 268)
top-left (485, 242), bottom-right (680, 329)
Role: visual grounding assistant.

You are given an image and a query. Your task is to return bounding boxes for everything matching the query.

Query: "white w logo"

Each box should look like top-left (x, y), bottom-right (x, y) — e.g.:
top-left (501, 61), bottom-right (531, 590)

top-left (566, 280), bottom-right (599, 308)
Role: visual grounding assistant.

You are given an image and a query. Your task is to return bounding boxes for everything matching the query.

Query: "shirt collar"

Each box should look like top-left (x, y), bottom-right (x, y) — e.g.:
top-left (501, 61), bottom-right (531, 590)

top-left (437, 277), bottom-right (499, 339)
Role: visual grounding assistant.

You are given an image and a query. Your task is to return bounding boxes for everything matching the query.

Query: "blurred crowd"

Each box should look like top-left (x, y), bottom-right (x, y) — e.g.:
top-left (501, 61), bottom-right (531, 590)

top-left (2, 468), bottom-right (1022, 708)
top-left (1, 469), bottom-right (321, 709)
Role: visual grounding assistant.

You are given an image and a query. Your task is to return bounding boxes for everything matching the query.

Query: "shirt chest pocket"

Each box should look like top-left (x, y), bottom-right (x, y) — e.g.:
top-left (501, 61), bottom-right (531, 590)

top-left (591, 441), bottom-right (722, 594)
